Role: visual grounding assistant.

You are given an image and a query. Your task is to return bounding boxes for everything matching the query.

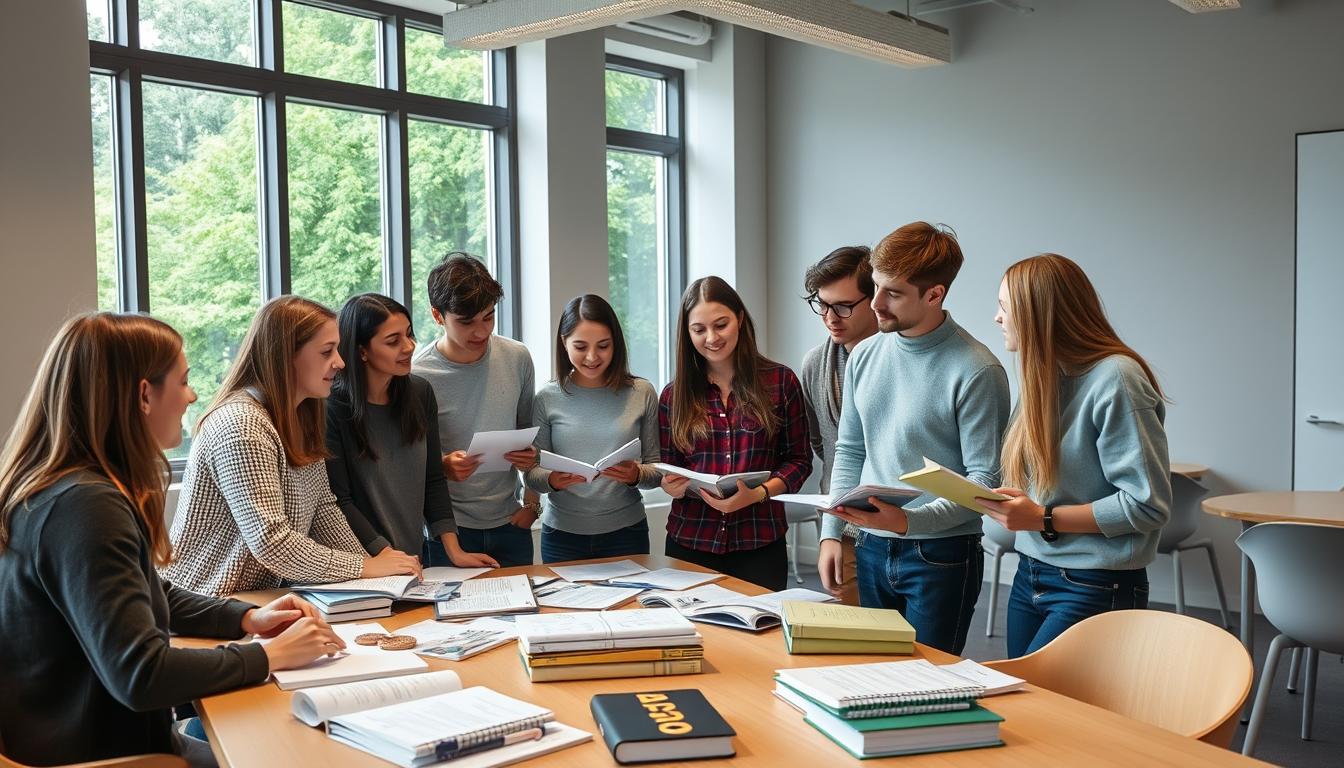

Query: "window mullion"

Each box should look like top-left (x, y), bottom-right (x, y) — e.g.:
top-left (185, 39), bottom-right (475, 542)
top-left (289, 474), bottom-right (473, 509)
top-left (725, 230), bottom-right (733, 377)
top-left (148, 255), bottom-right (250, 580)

top-left (491, 47), bottom-right (520, 340)
top-left (114, 67), bottom-right (149, 312)
top-left (115, 0), bottom-right (139, 49)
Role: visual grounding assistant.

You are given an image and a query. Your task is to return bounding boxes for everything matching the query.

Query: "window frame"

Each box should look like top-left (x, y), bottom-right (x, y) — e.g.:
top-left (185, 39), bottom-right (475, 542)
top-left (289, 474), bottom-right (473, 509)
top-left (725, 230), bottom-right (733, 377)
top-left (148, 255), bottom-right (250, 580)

top-left (90, 0), bottom-right (520, 476)
top-left (604, 54), bottom-right (686, 388)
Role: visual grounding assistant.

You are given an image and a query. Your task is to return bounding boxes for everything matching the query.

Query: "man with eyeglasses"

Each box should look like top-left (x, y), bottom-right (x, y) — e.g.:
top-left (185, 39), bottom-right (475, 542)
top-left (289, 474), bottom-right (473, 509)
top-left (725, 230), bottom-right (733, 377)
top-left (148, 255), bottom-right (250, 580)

top-left (799, 246), bottom-right (878, 604)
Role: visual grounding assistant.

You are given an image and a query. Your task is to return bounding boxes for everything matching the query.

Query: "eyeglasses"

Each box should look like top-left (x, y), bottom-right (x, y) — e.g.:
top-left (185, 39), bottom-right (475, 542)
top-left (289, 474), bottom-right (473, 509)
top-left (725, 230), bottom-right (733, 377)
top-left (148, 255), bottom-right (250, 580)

top-left (807, 296), bottom-right (867, 319)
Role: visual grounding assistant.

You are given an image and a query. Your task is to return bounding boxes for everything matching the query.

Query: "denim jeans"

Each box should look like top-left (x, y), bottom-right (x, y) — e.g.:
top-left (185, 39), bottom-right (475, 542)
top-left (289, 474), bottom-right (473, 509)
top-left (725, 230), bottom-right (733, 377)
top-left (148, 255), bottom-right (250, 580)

top-left (855, 532), bottom-right (983, 655)
top-left (444, 522), bottom-right (535, 568)
top-left (540, 519), bottom-right (650, 564)
top-left (1007, 554), bottom-right (1149, 657)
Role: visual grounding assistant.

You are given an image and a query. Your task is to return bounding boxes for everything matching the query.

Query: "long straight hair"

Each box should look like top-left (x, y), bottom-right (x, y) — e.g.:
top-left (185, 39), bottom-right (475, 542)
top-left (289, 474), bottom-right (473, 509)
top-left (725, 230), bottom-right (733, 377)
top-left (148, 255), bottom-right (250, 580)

top-left (0, 313), bottom-right (180, 566)
top-left (554, 294), bottom-right (635, 393)
top-left (203, 295), bottom-right (335, 467)
top-left (669, 276), bottom-right (779, 453)
top-left (332, 293), bottom-right (426, 460)
top-left (1001, 254), bottom-right (1164, 494)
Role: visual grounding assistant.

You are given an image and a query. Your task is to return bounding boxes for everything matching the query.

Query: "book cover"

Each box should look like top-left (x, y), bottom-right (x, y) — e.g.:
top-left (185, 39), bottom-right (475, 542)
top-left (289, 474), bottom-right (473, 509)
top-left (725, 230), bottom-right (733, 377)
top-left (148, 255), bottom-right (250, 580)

top-left (781, 602), bottom-right (916, 642)
top-left (784, 633), bottom-right (914, 655)
top-left (898, 457), bottom-right (1008, 515)
top-left (526, 646), bottom-right (705, 667)
top-left (525, 656), bottom-right (703, 683)
top-left (590, 689), bottom-right (735, 764)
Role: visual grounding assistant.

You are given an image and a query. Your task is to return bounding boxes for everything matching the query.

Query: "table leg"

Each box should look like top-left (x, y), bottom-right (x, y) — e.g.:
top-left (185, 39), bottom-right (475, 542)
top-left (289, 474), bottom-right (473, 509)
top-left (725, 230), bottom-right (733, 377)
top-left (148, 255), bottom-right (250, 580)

top-left (1240, 520), bottom-right (1257, 723)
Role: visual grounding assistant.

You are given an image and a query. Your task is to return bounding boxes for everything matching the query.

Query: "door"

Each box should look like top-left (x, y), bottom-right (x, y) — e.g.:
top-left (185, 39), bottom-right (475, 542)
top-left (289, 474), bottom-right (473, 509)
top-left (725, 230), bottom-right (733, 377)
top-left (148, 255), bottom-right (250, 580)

top-left (1294, 130), bottom-right (1344, 490)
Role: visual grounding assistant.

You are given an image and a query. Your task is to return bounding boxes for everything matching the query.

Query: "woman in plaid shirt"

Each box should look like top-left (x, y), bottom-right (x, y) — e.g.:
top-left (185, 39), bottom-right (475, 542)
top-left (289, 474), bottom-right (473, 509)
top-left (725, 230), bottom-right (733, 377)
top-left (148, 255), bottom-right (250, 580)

top-left (659, 277), bottom-right (812, 589)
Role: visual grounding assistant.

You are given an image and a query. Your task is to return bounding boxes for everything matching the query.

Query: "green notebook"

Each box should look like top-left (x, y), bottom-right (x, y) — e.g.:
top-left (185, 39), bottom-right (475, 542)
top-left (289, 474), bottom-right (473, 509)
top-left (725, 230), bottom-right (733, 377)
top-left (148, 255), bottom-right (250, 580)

top-left (784, 633), bottom-right (914, 655)
top-left (781, 601), bottom-right (916, 643)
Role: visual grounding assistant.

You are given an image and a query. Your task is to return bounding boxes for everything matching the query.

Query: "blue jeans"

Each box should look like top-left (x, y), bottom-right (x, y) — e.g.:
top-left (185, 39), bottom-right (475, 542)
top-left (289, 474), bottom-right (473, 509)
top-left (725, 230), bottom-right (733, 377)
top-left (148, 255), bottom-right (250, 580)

top-left (540, 519), bottom-right (650, 564)
top-left (1007, 554), bottom-right (1149, 657)
top-left (446, 522), bottom-right (535, 568)
top-left (855, 532), bottom-right (983, 655)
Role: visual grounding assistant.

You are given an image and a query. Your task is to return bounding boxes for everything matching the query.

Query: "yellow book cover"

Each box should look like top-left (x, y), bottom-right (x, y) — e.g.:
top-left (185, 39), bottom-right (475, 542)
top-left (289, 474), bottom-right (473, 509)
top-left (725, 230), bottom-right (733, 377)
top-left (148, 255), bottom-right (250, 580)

top-left (526, 657), bottom-right (703, 682)
top-left (785, 634), bottom-right (915, 655)
top-left (525, 646), bottom-right (705, 667)
top-left (781, 602), bottom-right (916, 643)
top-left (898, 456), bottom-right (1008, 514)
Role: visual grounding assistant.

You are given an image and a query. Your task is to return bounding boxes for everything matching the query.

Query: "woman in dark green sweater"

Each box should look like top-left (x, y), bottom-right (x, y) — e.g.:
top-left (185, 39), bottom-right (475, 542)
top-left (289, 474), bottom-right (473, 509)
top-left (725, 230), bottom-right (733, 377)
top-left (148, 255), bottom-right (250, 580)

top-left (0, 313), bottom-right (345, 767)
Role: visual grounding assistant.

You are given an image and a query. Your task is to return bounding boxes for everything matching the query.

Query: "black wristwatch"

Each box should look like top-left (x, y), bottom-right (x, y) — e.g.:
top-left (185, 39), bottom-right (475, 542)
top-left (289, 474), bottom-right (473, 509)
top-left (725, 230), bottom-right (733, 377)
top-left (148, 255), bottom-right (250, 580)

top-left (1041, 505), bottom-right (1060, 542)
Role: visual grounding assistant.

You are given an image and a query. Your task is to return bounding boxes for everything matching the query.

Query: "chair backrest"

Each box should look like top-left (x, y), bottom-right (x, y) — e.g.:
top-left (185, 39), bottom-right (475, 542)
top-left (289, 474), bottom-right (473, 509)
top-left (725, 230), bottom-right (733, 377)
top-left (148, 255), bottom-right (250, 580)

top-left (1157, 473), bottom-right (1208, 551)
top-left (983, 609), bottom-right (1251, 747)
top-left (1237, 521), bottom-right (1344, 654)
top-left (0, 752), bottom-right (186, 768)
top-left (981, 516), bottom-right (1016, 553)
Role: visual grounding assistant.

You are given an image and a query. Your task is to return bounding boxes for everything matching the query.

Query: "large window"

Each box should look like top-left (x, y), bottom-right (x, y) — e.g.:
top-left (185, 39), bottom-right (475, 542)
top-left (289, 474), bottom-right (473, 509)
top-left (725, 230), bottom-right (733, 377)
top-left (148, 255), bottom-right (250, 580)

top-left (89, 0), bottom-right (517, 462)
top-left (605, 57), bottom-right (685, 389)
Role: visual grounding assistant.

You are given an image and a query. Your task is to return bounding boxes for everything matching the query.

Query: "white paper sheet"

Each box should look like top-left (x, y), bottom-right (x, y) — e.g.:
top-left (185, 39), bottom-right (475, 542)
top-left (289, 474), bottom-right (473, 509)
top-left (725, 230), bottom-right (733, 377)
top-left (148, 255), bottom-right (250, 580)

top-left (533, 581), bottom-right (645, 610)
top-left (604, 567), bottom-right (724, 591)
top-left (268, 622), bottom-right (429, 690)
top-left (548, 558), bottom-right (648, 582)
top-left (291, 670), bottom-right (463, 726)
top-left (397, 617), bottom-right (519, 661)
top-left (466, 427), bottom-right (540, 473)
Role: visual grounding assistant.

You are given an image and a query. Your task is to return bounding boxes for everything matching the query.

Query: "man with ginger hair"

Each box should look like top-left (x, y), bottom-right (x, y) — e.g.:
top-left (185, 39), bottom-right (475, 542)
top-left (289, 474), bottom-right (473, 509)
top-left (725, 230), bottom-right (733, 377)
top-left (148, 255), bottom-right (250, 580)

top-left (821, 222), bottom-right (1009, 654)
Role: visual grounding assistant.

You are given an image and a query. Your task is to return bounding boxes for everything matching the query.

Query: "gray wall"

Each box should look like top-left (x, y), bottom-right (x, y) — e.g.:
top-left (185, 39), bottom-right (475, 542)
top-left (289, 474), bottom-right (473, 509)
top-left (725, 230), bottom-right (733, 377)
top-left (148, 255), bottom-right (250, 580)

top-left (764, 0), bottom-right (1344, 608)
top-left (0, 1), bottom-right (98, 431)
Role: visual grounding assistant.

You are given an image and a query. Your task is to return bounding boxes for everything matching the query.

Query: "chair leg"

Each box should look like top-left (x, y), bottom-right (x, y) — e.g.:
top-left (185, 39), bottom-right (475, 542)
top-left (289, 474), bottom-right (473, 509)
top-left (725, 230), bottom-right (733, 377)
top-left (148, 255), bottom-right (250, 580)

top-left (1195, 541), bottom-right (1232, 630)
top-left (1243, 634), bottom-right (1296, 756)
top-left (1302, 647), bottom-right (1319, 740)
top-left (1173, 549), bottom-right (1186, 615)
top-left (1287, 647), bottom-right (1302, 693)
top-left (788, 523), bottom-right (802, 585)
top-left (986, 548), bottom-right (1003, 637)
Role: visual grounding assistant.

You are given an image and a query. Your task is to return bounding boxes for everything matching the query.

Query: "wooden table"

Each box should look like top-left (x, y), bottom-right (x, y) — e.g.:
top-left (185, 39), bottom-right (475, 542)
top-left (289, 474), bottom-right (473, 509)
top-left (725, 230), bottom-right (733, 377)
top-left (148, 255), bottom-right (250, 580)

top-left (1202, 491), bottom-right (1344, 656)
top-left (1171, 462), bottom-right (1210, 481)
top-left (181, 555), bottom-right (1266, 767)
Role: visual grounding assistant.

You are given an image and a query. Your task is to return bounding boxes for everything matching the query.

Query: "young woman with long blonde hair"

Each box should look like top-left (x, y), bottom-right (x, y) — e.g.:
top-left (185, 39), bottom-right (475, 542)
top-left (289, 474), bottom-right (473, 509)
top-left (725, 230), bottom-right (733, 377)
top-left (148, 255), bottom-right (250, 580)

top-left (0, 314), bottom-right (346, 766)
top-left (979, 254), bottom-right (1171, 656)
top-left (165, 296), bottom-right (420, 597)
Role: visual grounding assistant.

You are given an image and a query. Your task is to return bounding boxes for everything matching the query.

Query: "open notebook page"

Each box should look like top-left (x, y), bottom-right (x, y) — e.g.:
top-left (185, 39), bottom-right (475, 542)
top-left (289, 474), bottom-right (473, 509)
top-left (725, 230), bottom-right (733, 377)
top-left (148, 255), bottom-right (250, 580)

top-left (291, 670), bottom-right (463, 726)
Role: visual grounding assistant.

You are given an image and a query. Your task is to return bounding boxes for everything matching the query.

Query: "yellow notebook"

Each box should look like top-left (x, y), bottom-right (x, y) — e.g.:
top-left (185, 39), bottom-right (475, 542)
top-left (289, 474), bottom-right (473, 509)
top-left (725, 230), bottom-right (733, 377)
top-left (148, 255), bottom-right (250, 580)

top-left (898, 457), bottom-right (1008, 515)
top-left (781, 602), bottom-right (916, 643)
top-left (785, 634), bottom-right (915, 655)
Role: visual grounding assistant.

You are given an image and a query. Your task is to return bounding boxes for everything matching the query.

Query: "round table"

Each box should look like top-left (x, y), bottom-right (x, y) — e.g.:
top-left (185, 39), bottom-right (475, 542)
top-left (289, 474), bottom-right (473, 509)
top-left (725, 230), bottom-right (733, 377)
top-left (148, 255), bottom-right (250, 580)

top-left (1170, 462), bottom-right (1209, 481)
top-left (1202, 491), bottom-right (1344, 665)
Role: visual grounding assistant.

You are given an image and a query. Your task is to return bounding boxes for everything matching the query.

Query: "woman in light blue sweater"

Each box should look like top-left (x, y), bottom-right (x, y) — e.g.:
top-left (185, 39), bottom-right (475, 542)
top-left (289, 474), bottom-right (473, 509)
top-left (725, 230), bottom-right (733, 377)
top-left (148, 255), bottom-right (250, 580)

top-left (525, 295), bottom-right (661, 563)
top-left (980, 254), bottom-right (1171, 657)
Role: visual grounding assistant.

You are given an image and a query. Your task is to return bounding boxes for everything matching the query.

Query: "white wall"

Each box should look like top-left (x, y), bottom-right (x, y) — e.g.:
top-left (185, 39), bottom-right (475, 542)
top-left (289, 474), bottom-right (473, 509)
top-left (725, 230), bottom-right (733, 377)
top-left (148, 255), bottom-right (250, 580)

top-left (763, 0), bottom-right (1344, 609)
top-left (0, 1), bottom-right (98, 431)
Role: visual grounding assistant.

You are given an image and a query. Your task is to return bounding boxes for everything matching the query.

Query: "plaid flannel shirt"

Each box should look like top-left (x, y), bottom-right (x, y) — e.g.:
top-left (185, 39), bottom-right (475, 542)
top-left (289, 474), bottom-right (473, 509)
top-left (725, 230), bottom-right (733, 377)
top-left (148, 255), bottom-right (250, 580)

top-left (658, 362), bottom-right (812, 554)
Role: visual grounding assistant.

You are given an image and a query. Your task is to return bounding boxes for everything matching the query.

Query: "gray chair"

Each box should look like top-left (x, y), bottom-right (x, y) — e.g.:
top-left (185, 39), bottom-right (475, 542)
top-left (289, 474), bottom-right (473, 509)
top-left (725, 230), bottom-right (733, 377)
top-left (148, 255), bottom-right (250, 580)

top-left (982, 516), bottom-right (1017, 637)
top-left (1237, 522), bottom-right (1344, 756)
top-left (1159, 473), bottom-right (1231, 628)
top-left (784, 504), bottom-right (822, 585)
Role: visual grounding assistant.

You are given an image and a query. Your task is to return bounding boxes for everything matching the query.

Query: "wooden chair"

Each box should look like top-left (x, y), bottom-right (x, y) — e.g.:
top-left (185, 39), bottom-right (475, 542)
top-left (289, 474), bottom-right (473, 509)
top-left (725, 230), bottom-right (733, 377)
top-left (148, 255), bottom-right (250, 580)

top-left (0, 753), bottom-right (185, 768)
top-left (982, 609), bottom-right (1252, 748)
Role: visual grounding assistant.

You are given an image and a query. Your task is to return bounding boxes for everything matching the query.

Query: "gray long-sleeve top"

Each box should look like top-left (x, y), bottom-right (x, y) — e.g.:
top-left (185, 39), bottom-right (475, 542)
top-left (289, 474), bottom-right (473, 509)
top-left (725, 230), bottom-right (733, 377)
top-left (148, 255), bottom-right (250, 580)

top-left (0, 471), bottom-right (269, 765)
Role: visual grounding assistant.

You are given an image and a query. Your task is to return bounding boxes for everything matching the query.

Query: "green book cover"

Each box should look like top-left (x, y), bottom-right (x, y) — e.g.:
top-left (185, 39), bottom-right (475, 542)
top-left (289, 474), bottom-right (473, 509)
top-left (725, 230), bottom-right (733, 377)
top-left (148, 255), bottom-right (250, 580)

top-left (781, 602), bottom-right (916, 642)
top-left (833, 703), bottom-right (1004, 732)
top-left (806, 718), bottom-right (1004, 761)
top-left (785, 632), bottom-right (914, 655)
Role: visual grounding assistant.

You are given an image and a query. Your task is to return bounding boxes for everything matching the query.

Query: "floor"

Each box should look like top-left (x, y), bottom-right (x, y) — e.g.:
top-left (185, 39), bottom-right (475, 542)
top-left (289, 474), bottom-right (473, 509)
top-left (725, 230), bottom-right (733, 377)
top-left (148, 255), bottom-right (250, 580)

top-left (789, 562), bottom-right (1342, 766)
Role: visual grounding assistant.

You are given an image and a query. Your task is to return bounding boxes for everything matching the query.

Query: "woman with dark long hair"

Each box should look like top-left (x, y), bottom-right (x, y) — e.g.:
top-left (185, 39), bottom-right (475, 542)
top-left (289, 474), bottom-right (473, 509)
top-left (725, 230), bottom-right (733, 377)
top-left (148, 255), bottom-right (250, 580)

top-left (326, 293), bottom-right (496, 568)
top-left (524, 294), bottom-right (661, 563)
top-left (658, 277), bottom-right (811, 589)
top-left (164, 296), bottom-right (420, 597)
top-left (979, 254), bottom-right (1171, 656)
top-left (0, 313), bottom-right (345, 766)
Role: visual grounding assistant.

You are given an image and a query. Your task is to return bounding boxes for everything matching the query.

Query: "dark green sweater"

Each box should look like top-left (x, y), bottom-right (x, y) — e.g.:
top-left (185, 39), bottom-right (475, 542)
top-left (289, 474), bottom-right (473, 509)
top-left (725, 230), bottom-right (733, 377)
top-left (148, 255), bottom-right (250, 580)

top-left (0, 471), bottom-right (269, 765)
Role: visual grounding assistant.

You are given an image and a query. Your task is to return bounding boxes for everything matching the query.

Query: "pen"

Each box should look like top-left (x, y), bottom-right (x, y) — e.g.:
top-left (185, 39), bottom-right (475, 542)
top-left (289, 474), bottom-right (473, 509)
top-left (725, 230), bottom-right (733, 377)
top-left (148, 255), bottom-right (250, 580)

top-left (434, 727), bottom-right (544, 761)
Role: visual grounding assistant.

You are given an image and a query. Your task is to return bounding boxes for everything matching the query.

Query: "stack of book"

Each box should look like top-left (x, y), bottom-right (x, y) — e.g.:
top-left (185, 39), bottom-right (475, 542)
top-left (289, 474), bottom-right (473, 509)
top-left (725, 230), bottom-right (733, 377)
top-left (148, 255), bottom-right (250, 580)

top-left (773, 660), bottom-right (1007, 759)
top-left (300, 590), bottom-right (393, 623)
top-left (515, 609), bottom-right (704, 682)
top-left (295, 568), bottom-right (494, 623)
top-left (780, 600), bottom-right (916, 654)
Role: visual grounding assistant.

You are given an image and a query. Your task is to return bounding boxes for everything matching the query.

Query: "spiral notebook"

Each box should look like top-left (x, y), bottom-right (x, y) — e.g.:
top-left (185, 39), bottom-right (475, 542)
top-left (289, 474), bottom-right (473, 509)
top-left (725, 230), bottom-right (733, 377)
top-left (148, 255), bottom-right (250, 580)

top-left (774, 660), bottom-right (985, 719)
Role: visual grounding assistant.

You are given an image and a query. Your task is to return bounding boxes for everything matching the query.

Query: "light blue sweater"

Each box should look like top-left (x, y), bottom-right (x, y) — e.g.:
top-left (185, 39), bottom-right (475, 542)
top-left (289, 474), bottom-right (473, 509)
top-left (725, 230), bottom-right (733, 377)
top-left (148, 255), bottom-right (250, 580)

top-left (1012, 355), bottom-right (1172, 571)
top-left (823, 313), bottom-right (1011, 541)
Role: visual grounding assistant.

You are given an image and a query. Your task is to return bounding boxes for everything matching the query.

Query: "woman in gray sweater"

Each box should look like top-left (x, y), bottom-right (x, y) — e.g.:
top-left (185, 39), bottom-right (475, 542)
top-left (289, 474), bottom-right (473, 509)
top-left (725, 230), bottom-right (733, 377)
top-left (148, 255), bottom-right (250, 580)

top-left (525, 295), bottom-right (661, 563)
top-left (0, 313), bottom-right (345, 766)
top-left (979, 254), bottom-right (1171, 657)
top-left (326, 293), bottom-right (497, 569)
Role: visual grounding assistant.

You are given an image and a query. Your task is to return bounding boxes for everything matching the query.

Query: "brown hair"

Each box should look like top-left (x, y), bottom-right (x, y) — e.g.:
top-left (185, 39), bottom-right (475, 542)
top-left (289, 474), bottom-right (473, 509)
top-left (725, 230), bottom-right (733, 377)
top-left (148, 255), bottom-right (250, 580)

top-left (803, 245), bottom-right (874, 297)
top-left (555, 294), bottom-right (635, 393)
top-left (870, 222), bottom-right (963, 296)
top-left (1001, 254), bottom-right (1164, 494)
top-left (204, 295), bottom-right (336, 467)
top-left (669, 276), bottom-right (779, 453)
top-left (0, 313), bottom-right (181, 566)
top-left (427, 252), bottom-right (502, 319)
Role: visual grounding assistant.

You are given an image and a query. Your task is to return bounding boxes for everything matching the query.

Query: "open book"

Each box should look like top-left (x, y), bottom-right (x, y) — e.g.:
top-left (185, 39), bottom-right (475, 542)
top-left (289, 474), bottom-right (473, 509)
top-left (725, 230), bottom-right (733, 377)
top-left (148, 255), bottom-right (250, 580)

top-left (603, 567), bottom-right (725, 591)
top-left (515, 608), bottom-right (699, 655)
top-left (533, 580), bottom-right (645, 610)
top-left (539, 438), bottom-right (642, 482)
top-left (639, 584), bottom-right (836, 632)
top-left (434, 574), bottom-right (538, 621)
top-left (898, 457), bottom-right (1008, 514)
top-left (652, 464), bottom-right (770, 499)
top-left (267, 622), bottom-right (428, 690)
top-left (296, 566), bottom-right (493, 604)
top-left (775, 484), bottom-right (923, 513)
top-left (321, 681), bottom-right (585, 768)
